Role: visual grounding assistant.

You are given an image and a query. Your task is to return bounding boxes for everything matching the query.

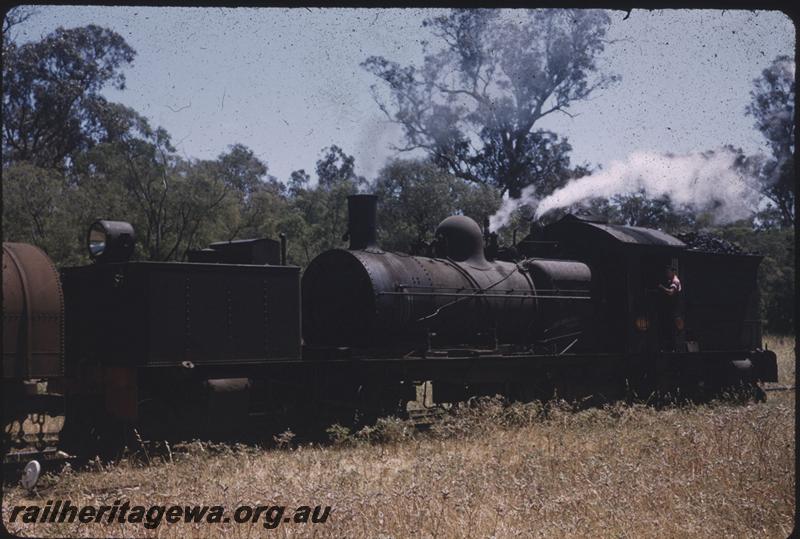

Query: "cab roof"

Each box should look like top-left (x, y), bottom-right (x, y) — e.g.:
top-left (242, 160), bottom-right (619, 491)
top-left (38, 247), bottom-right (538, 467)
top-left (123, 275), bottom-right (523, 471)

top-left (546, 214), bottom-right (686, 249)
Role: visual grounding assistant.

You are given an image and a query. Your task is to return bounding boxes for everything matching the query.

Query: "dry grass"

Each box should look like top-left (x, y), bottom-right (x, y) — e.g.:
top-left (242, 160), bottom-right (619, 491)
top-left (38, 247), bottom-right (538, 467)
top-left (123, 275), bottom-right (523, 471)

top-left (3, 339), bottom-right (795, 538)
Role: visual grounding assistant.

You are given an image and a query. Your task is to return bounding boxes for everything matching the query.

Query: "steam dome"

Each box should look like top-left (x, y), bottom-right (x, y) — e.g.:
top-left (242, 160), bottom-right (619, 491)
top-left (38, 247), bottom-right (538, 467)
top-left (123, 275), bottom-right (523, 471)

top-left (435, 215), bottom-right (487, 266)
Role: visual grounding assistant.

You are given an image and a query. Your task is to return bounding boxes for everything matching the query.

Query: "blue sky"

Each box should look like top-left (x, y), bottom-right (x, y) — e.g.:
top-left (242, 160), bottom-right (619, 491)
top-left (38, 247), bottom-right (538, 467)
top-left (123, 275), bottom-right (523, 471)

top-left (10, 7), bottom-right (795, 183)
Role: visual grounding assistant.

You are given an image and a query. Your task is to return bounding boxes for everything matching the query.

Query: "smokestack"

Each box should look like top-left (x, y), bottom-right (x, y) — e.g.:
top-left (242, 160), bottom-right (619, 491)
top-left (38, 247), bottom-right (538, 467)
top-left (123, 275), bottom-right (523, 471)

top-left (347, 194), bottom-right (378, 250)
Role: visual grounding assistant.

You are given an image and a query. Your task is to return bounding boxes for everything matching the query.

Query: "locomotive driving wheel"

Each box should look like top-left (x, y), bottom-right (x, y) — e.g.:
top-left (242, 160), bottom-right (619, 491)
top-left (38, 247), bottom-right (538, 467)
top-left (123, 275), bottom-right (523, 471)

top-left (59, 396), bottom-right (127, 459)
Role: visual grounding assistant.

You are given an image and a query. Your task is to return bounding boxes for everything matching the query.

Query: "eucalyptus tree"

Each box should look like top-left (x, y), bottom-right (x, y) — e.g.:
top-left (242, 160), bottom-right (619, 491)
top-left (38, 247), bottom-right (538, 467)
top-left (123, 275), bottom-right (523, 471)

top-left (363, 9), bottom-right (618, 199)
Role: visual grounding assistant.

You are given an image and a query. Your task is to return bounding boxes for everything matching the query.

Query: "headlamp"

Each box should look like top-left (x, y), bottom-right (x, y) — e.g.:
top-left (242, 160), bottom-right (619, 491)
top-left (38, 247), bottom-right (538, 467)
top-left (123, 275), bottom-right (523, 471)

top-left (87, 220), bottom-right (135, 263)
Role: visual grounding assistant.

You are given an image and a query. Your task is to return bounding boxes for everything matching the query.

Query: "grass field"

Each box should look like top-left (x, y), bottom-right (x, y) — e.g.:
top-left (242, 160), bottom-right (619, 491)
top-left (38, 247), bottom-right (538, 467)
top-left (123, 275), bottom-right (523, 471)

top-left (3, 337), bottom-right (795, 538)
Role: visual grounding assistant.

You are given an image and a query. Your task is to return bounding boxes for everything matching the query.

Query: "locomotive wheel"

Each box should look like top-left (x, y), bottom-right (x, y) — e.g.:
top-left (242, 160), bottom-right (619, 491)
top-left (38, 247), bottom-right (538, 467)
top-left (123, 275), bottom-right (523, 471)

top-left (509, 376), bottom-right (555, 403)
top-left (134, 397), bottom-right (183, 443)
top-left (60, 397), bottom-right (127, 459)
top-left (314, 383), bottom-right (408, 431)
top-left (358, 383), bottom-right (408, 427)
top-left (725, 381), bottom-right (767, 403)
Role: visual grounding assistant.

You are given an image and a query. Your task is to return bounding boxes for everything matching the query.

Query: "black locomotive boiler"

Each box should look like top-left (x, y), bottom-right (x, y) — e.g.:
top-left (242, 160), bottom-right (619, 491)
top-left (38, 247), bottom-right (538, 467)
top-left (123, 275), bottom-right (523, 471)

top-left (2, 194), bottom-right (779, 462)
top-left (303, 195), bottom-right (593, 352)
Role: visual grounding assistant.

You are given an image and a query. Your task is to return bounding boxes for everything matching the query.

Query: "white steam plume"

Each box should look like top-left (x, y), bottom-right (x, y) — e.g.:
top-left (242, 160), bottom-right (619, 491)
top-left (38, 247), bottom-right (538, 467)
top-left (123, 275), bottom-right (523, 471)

top-left (489, 148), bottom-right (760, 229)
top-left (489, 184), bottom-right (538, 231)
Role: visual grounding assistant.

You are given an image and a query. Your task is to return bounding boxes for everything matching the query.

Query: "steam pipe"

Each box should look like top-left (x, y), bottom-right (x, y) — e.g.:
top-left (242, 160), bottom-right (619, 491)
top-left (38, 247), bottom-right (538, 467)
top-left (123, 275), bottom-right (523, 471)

top-left (279, 233), bottom-right (287, 265)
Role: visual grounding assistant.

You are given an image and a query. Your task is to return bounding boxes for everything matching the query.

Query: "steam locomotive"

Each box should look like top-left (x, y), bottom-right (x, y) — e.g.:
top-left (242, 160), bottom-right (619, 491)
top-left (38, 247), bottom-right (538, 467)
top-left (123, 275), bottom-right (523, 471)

top-left (2, 194), bottom-right (779, 463)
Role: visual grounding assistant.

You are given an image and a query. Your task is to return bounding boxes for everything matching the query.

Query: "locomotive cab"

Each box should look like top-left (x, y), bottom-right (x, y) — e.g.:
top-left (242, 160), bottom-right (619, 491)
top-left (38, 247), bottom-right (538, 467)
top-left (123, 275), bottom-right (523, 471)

top-left (541, 214), bottom-right (687, 355)
top-left (539, 214), bottom-right (777, 388)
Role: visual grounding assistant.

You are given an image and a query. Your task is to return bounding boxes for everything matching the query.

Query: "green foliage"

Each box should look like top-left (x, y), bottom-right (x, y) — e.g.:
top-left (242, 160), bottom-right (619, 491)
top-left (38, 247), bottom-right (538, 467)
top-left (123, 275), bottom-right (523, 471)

top-left (325, 423), bottom-right (352, 446)
top-left (579, 190), bottom-right (699, 230)
top-left (2, 162), bottom-right (87, 265)
top-left (76, 119), bottom-right (231, 260)
top-left (746, 55), bottom-right (795, 227)
top-left (372, 158), bottom-right (501, 252)
top-left (285, 146), bottom-right (365, 264)
top-left (2, 23), bottom-right (136, 169)
top-left (212, 143), bottom-right (286, 243)
top-left (0, 16), bottom-right (299, 264)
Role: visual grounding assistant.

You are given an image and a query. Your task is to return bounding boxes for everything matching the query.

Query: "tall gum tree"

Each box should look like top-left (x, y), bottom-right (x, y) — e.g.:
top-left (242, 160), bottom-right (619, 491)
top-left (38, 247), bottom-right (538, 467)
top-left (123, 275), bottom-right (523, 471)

top-left (2, 22), bottom-right (136, 170)
top-left (362, 9), bottom-right (619, 199)
top-left (746, 55), bottom-right (795, 227)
